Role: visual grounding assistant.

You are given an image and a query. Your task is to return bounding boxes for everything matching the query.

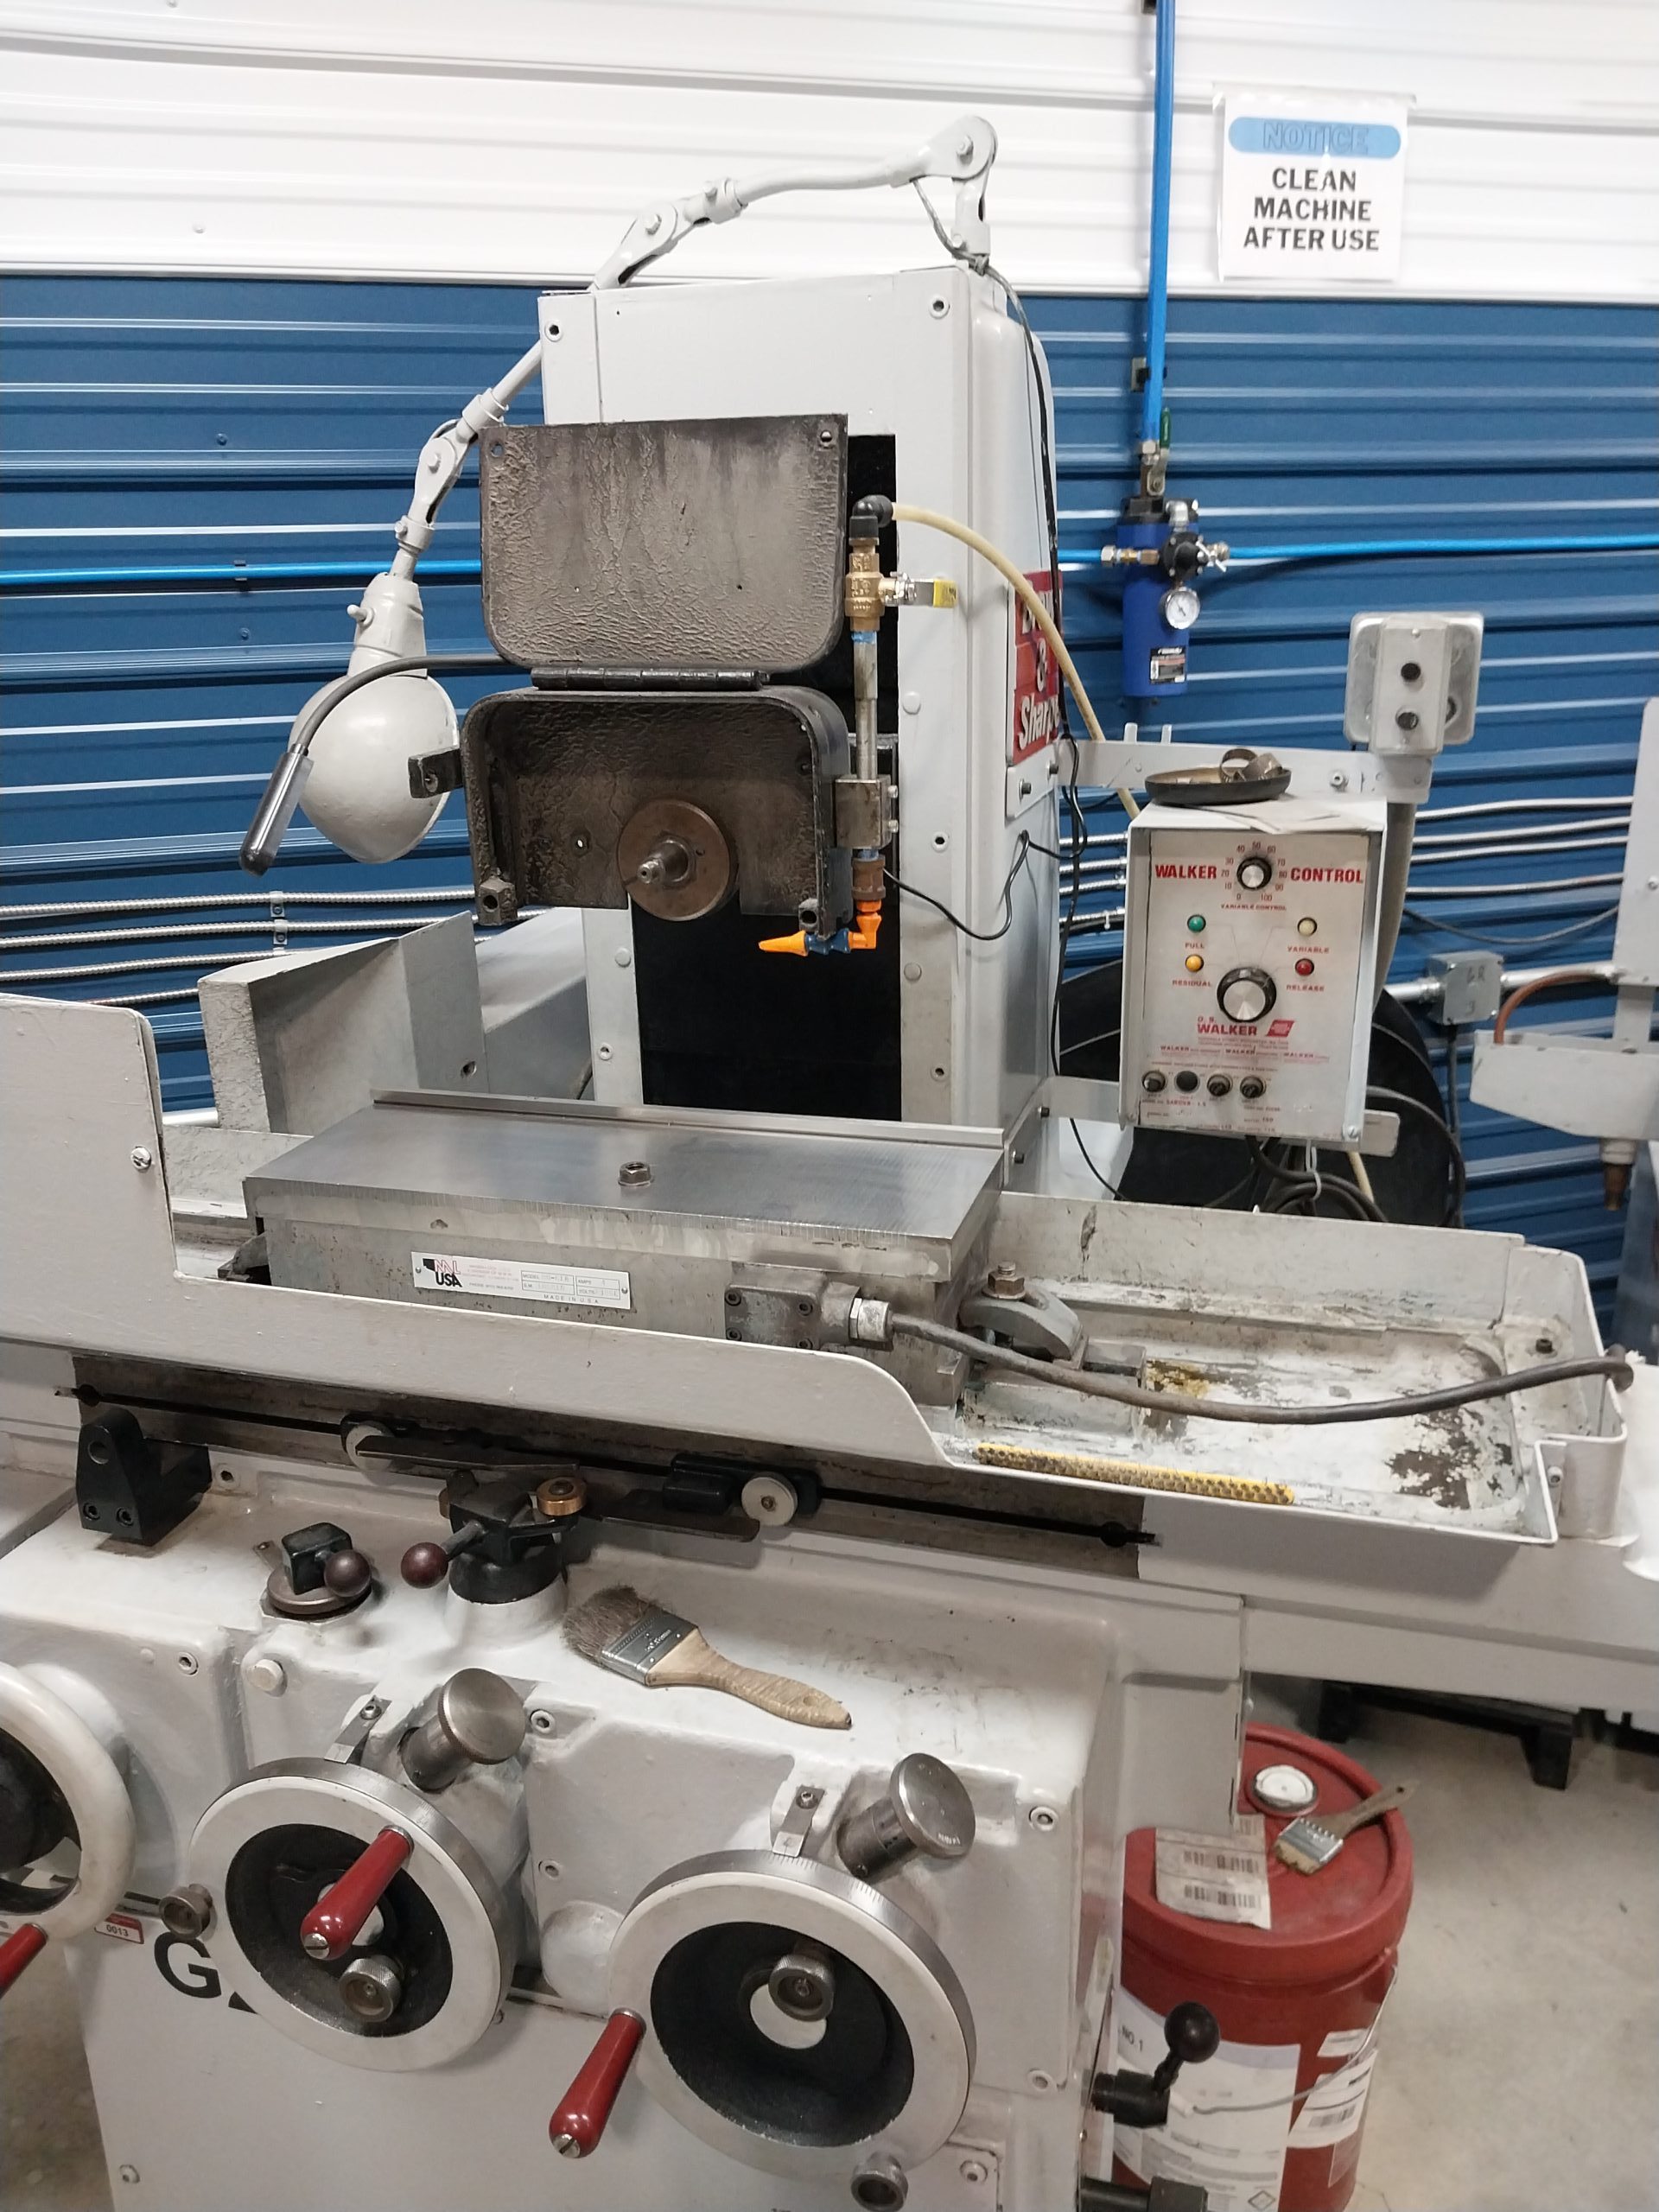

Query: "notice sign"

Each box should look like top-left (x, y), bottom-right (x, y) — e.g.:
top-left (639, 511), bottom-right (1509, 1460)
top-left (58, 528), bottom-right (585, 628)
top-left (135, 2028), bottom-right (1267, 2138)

top-left (1218, 92), bottom-right (1407, 281)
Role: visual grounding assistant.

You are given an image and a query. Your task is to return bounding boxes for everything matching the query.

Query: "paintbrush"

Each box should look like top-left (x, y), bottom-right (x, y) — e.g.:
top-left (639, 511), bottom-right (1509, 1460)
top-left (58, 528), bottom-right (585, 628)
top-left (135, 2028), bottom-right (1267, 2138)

top-left (563, 1585), bottom-right (850, 1730)
top-left (1274, 1781), bottom-right (1414, 1874)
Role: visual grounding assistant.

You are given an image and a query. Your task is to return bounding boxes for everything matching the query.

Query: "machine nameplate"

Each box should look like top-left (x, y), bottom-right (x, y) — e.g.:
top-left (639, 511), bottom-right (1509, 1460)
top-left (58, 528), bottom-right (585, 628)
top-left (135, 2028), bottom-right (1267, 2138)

top-left (412, 1251), bottom-right (632, 1313)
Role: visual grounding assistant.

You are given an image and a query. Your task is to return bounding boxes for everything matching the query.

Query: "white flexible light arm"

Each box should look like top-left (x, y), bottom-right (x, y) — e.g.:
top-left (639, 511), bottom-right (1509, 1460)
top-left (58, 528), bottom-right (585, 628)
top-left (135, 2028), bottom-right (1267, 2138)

top-left (385, 112), bottom-right (997, 578)
top-left (389, 338), bottom-right (545, 576)
top-left (591, 111), bottom-right (998, 289)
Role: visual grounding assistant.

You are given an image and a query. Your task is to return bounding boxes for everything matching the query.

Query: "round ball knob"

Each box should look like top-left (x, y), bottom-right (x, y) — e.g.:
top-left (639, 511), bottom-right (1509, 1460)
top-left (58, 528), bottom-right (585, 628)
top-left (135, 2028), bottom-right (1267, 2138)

top-left (400, 1541), bottom-right (450, 1589)
top-left (1216, 966), bottom-right (1276, 1025)
top-left (1165, 2000), bottom-right (1221, 2066)
top-left (321, 1548), bottom-right (372, 1599)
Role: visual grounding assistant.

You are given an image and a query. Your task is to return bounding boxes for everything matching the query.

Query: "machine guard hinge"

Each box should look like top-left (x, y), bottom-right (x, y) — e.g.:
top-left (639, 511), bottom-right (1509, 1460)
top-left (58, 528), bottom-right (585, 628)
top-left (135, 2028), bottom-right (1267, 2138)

top-left (527, 666), bottom-right (766, 691)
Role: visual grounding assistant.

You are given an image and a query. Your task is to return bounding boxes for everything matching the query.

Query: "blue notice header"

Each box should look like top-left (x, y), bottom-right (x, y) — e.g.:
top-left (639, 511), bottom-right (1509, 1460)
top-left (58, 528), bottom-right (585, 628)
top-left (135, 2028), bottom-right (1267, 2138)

top-left (1228, 116), bottom-right (1402, 160)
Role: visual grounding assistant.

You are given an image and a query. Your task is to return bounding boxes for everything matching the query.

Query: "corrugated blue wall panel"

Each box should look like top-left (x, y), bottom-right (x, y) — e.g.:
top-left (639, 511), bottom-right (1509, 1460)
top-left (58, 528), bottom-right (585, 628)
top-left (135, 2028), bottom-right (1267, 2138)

top-left (3, 278), bottom-right (1655, 1305)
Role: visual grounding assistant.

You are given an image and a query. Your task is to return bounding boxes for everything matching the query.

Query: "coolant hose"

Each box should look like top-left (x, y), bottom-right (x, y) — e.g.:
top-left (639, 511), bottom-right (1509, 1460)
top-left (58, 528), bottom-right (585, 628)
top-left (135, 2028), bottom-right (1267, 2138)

top-left (891, 504), bottom-right (1138, 817)
top-left (886, 1313), bottom-right (1631, 1427)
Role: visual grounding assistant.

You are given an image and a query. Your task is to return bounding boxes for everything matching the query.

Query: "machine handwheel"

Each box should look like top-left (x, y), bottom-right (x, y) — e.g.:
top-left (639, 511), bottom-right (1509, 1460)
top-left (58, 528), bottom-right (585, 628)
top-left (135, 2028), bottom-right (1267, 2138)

top-left (0, 1664), bottom-right (136, 1940)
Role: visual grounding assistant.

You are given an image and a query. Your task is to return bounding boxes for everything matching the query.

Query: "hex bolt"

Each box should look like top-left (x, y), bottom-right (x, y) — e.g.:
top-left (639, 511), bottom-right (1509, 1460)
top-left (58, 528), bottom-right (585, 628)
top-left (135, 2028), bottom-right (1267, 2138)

top-left (618, 1160), bottom-right (652, 1188)
top-left (985, 1262), bottom-right (1027, 1299)
top-left (159, 1884), bottom-right (214, 1939)
top-left (836, 1754), bottom-right (976, 1883)
top-left (402, 1669), bottom-right (528, 1794)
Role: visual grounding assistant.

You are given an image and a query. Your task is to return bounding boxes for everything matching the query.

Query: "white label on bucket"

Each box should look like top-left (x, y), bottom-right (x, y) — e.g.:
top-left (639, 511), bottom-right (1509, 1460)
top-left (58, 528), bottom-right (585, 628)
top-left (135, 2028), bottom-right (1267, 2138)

top-left (410, 1251), bottom-right (631, 1312)
top-left (1111, 1986), bottom-right (1298, 2212)
top-left (1289, 2049), bottom-right (1376, 2147)
top-left (1154, 1814), bottom-right (1271, 1929)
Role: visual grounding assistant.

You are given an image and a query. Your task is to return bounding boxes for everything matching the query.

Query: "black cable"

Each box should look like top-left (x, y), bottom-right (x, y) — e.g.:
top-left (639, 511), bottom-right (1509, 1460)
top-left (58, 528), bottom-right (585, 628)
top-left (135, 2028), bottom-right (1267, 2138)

top-left (1245, 1140), bottom-right (1385, 1223)
top-left (1201, 1161), bottom-right (1262, 1211)
top-left (1402, 902), bottom-right (1620, 952)
top-left (1440, 1025), bottom-right (1465, 1226)
top-left (887, 832), bottom-right (1033, 944)
top-left (1264, 1174), bottom-right (1383, 1224)
top-left (1367, 1084), bottom-right (1468, 1229)
top-left (1070, 1119), bottom-right (1120, 1198)
top-left (887, 1313), bottom-right (1633, 1428)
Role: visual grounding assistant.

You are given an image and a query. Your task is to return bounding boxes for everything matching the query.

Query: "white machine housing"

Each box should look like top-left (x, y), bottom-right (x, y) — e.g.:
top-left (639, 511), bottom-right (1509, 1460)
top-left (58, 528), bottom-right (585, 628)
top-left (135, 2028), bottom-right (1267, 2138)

top-left (1119, 797), bottom-right (1385, 1146)
top-left (543, 263), bottom-right (1058, 1135)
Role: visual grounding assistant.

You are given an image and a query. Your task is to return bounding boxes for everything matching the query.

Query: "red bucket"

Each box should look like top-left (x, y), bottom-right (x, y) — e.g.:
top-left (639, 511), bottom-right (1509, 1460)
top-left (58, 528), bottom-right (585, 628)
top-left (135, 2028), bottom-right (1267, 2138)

top-left (1112, 1724), bottom-right (1412, 2212)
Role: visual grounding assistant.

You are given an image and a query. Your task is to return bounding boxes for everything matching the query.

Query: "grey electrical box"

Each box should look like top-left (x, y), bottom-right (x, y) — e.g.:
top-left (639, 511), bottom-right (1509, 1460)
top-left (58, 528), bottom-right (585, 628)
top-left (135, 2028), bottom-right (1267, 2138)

top-left (1427, 950), bottom-right (1503, 1027)
top-left (1344, 612), bottom-right (1483, 753)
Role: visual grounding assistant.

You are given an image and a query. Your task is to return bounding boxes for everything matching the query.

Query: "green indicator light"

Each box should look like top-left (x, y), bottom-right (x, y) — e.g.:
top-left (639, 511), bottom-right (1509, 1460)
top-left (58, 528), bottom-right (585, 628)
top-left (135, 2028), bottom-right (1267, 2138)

top-left (1186, 913), bottom-right (1206, 933)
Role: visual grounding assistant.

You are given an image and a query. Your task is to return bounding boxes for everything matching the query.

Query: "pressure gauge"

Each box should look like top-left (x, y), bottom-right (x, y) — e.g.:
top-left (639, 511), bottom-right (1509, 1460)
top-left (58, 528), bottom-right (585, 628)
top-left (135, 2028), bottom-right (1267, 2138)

top-left (1160, 583), bottom-right (1201, 632)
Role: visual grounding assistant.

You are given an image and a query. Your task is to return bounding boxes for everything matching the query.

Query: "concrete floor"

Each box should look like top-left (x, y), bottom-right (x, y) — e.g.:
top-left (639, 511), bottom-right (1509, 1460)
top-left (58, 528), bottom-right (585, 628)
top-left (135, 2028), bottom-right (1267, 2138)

top-left (1, 1698), bottom-right (1655, 2212)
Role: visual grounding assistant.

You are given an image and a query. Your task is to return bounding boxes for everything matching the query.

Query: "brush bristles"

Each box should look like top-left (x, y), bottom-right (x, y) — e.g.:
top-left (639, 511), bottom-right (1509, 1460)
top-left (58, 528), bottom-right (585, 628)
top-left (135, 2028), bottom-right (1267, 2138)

top-left (563, 1583), bottom-right (657, 1662)
top-left (1274, 1839), bottom-right (1323, 1874)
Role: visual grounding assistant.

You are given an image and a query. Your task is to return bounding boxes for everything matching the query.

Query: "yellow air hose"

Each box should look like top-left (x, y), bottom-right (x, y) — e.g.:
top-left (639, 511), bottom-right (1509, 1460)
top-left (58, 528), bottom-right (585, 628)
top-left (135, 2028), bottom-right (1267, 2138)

top-left (891, 504), bottom-right (1139, 818)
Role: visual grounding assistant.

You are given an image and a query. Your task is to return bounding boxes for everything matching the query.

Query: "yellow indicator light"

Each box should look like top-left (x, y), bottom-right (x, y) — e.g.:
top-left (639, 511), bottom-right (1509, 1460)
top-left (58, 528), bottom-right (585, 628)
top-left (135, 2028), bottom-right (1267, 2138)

top-left (1297, 916), bottom-right (1319, 938)
top-left (1184, 952), bottom-right (1205, 973)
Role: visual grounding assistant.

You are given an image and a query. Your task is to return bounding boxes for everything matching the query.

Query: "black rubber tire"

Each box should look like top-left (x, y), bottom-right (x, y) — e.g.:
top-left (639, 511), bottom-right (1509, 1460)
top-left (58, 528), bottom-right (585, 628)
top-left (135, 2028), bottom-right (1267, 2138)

top-left (1057, 960), bottom-right (1452, 1224)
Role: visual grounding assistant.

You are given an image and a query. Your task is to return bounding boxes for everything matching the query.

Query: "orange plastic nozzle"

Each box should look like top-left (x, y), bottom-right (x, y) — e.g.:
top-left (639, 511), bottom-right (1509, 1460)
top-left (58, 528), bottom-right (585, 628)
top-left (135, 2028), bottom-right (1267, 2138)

top-left (850, 902), bottom-right (882, 950)
top-left (759, 930), bottom-right (809, 956)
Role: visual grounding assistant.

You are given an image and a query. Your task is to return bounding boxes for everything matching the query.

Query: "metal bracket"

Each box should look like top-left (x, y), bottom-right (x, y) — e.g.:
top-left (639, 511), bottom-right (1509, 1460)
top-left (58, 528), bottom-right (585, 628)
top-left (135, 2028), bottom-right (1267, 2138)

top-left (324, 1696), bottom-right (390, 1767)
top-left (1027, 740), bottom-right (1431, 823)
top-left (408, 748), bottom-right (465, 800)
top-left (771, 1783), bottom-right (826, 1859)
top-left (1537, 1426), bottom-right (1627, 1541)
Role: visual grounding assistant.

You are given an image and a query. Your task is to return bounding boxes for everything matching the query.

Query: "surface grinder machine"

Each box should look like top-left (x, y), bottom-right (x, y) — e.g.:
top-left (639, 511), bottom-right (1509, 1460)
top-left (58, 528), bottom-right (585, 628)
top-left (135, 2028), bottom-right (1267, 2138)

top-left (2, 118), bottom-right (1656, 2212)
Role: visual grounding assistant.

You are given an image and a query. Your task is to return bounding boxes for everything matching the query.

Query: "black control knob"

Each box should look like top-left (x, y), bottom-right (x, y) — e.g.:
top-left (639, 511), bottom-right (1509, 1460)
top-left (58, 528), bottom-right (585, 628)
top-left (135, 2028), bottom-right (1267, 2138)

top-left (1216, 967), bottom-right (1276, 1025)
top-left (1090, 1999), bottom-right (1221, 2130)
top-left (265, 1522), bottom-right (375, 1619)
top-left (1236, 855), bottom-right (1273, 891)
top-left (1163, 2002), bottom-right (1222, 2068)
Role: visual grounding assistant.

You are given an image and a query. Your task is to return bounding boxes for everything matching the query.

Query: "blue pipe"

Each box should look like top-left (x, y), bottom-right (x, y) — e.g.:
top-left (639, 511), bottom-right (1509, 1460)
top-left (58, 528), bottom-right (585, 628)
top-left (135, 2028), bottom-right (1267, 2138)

top-left (1140, 0), bottom-right (1177, 448)
top-left (0, 556), bottom-right (484, 588)
top-left (1061, 531), bottom-right (1659, 573)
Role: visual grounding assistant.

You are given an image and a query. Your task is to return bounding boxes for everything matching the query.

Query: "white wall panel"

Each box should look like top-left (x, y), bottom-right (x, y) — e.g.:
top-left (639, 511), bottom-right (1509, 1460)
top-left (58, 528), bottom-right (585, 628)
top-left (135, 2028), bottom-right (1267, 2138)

top-left (0, 0), bottom-right (1655, 298)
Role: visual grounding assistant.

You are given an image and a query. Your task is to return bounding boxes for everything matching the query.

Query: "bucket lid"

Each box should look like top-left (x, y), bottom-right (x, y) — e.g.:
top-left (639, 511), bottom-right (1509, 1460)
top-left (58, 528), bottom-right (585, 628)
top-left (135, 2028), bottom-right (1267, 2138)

top-left (1122, 1724), bottom-right (1413, 1986)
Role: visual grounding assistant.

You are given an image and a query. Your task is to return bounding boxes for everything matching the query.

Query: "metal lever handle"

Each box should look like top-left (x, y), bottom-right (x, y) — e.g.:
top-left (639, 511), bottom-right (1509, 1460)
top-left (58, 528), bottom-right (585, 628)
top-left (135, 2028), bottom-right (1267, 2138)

top-left (300, 1827), bottom-right (411, 1961)
top-left (0, 1923), bottom-right (47, 1995)
top-left (549, 2009), bottom-right (645, 2158)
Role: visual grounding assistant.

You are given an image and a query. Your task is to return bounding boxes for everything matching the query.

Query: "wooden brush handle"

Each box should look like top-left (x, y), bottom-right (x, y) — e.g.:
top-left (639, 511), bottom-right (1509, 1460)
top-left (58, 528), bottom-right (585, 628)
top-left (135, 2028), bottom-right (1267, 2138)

top-left (1319, 1781), bottom-right (1415, 1840)
top-left (649, 1627), bottom-right (851, 1730)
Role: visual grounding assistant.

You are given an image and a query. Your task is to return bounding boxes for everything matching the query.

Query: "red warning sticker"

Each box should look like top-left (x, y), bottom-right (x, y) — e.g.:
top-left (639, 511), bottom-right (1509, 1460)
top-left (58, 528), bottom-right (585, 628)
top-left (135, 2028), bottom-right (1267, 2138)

top-left (1011, 570), bottom-right (1061, 762)
top-left (97, 1912), bottom-right (145, 1945)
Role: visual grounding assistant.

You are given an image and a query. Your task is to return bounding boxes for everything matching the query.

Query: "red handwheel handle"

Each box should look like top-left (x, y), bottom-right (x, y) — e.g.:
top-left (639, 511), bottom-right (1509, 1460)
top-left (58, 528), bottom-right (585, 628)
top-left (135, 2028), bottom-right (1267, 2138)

top-left (0, 1923), bottom-right (47, 1995)
top-left (549, 2009), bottom-right (645, 2158)
top-left (300, 1827), bottom-right (411, 1961)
